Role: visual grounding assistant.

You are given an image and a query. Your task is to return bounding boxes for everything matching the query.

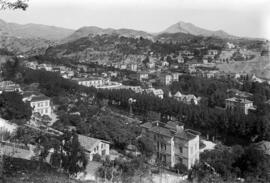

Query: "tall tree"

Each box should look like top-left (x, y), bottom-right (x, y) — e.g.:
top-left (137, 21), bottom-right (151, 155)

top-left (50, 130), bottom-right (87, 176)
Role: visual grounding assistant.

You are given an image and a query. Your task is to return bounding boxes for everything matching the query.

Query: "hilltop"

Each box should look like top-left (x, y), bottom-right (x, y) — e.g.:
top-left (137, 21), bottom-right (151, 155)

top-left (161, 21), bottom-right (236, 39)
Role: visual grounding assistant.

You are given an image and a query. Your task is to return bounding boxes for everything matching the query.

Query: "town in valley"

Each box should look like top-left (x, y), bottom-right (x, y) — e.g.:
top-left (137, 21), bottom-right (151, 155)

top-left (0, 0), bottom-right (270, 182)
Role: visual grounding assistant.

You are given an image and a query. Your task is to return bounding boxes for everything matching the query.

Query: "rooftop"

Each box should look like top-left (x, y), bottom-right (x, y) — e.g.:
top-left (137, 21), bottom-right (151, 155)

top-left (225, 97), bottom-right (253, 104)
top-left (141, 121), bottom-right (199, 141)
top-left (78, 135), bottom-right (110, 151)
top-left (31, 95), bottom-right (50, 102)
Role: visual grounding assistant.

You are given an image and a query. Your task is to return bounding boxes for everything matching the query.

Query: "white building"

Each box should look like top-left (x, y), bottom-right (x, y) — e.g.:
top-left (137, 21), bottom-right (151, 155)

top-left (174, 91), bottom-right (200, 105)
top-left (72, 77), bottom-right (104, 88)
top-left (225, 97), bottom-right (256, 115)
top-left (145, 88), bottom-right (164, 99)
top-left (23, 93), bottom-right (52, 117)
top-left (160, 73), bottom-right (173, 85)
top-left (78, 135), bottom-right (110, 161)
top-left (141, 121), bottom-right (200, 169)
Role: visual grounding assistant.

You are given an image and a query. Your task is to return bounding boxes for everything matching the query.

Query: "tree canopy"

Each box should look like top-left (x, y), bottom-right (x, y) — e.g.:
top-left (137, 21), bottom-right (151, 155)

top-left (0, 0), bottom-right (28, 10)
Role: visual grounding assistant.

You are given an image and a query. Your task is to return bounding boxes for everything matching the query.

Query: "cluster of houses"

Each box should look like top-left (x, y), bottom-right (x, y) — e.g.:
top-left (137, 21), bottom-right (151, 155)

top-left (0, 80), bottom-right (111, 169)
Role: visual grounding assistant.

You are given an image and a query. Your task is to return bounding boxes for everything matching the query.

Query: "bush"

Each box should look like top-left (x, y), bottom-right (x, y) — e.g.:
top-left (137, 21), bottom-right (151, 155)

top-left (92, 153), bottom-right (102, 162)
top-left (174, 163), bottom-right (188, 174)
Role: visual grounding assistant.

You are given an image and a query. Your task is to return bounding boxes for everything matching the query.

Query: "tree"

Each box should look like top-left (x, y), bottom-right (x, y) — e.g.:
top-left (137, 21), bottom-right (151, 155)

top-left (50, 130), bottom-right (87, 176)
top-left (41, 115), bottom-right (52, 127)
top-left (0, 92), bottom-right (32, 124)
top-left (174, 162), bottom-right (188, 174)
top-left (92, 153), bottom-right (101, 162)
top-left (0, 0), bottom-right (28, 10)
top-left (137, 136), bottom-right (155, 158)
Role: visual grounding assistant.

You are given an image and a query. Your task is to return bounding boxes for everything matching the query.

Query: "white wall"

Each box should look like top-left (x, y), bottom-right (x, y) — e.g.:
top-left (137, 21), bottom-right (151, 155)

top-left (0, 118), bottom-right (17, 133)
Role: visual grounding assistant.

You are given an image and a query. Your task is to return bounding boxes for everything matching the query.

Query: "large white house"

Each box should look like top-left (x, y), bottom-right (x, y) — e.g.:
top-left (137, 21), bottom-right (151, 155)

top-left (23, 92), bottom-right (52, 117)
top-left (141, 121), bottom-right (200, 169)
top-left (72, 77), bottom-right (104, 88)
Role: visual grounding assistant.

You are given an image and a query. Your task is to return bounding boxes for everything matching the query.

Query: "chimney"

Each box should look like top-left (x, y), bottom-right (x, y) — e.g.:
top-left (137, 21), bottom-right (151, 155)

top-left (176, 123), bottom-right (184, 134)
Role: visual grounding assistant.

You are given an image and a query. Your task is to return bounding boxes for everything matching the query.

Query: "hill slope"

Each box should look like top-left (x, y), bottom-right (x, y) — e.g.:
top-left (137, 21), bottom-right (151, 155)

top-left (63, 26), bottom-right (153, 43)
top-left (161, 21), bottom-right (236, 39)
top-left (0, 19), bottom-right (74, 40)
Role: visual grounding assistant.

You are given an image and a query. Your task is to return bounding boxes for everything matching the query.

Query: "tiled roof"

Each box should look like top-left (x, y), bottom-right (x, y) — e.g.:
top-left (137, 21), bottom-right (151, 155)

top-left (78, 135), bottom-right (110, 151)
top-left (31, 95), bottom-right (50, 102)
top-left (141, 121), bottom-right (198, 141)
top-left (225, 97), bottom-right (253, 104)
top-left (22, 91), bottom-right (41, 98)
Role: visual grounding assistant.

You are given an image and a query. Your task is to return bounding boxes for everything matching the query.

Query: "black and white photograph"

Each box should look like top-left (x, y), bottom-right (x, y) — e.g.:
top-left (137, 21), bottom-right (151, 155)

top-left (0, 0), bottom-right (270, 182)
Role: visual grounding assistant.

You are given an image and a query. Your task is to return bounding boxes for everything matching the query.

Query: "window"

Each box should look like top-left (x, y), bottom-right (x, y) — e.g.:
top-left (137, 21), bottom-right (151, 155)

top-left (190, 147), bottom-right (193, 154)
top-left (179, 147), bottom-right (183, 153)
top-left (179, 157), bottom-right (183, 164)
top-left (45, 109), bottom-right (48, 113)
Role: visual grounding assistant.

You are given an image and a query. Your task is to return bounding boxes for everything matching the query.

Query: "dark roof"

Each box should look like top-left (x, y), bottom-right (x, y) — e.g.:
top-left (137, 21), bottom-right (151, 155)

top-left (22, 91), bottom-right (41, 98)
top-left (31, 95), bottom-right (50, 102)
top-left (141, 121), bottom-right (199, 141)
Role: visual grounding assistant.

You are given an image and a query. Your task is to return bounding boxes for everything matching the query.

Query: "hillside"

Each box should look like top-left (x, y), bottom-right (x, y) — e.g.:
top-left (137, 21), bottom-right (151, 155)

top-left (46, 34), bottom-right (153, 62)
top-left (161, 21), bottom-right (236, 39)
top-left (0, 19), bottom-right (74, 41)
top-left (62, 26), bottom-right (153, 43)
top-left (0, 34), bottom-right (53, 55)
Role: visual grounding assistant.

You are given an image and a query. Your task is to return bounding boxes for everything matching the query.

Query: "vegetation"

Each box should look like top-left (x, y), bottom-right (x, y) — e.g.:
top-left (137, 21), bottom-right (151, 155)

top-left (0, 92), bottom-right (32, 124)
top-left (0, 0), bottom-right (28, 10)
top-left (3, 157), bottom-right (82, 183)
top-left (13, 126), bottom-right (88, 176)
top-left (189, 145), bottom-right (270, 182)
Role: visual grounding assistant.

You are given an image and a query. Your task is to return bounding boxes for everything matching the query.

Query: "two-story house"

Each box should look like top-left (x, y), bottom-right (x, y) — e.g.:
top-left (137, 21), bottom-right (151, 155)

top-left (29, 95), bottom-right (52, 117)
top-left (225, 97), bottom-right (256, 115)
top-left (141, 121), bottom-right (200, 169)
top-left (23, 92), bottom-right (52, 117)
top-left (160, 73), bottom-right (173, 85)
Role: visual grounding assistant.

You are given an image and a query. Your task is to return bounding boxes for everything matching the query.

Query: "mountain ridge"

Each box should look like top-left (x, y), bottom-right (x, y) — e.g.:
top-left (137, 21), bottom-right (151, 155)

top-left (0, 19), bottom-right (74, 41)
top-left (161, 21), bottom-right (236, 39)
top-left (62, 26), bottom-right (153, 43)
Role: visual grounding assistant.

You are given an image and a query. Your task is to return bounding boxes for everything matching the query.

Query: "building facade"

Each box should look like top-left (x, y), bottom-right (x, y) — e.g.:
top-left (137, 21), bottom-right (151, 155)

top-left (78, 135), bottom-right (110, 161)
top-left (72, 77), bottom-right (104, 88)
top-left (141, 121), bottom-right (200, 169)
top-left (225, 97), bottom-right (255, 115)
top-left (30, 96), bottom-right (52, 117)
top-left (160, 73), bottom-right (173, 85)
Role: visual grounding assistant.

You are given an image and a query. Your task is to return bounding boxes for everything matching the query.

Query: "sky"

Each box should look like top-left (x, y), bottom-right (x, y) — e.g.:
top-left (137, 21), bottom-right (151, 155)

top-left (0, 0), bottom-right (270, 39)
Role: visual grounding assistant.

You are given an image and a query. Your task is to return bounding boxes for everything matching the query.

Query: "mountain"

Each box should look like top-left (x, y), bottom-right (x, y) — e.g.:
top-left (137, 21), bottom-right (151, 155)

top-left (161, 21), bottom-right (236, 39)
top-left (63, 26), bottom-right (153, 43)
top-left (0, 19), bottom-right (74, 41)
top-left (0, 34), bottom-right (54, 55)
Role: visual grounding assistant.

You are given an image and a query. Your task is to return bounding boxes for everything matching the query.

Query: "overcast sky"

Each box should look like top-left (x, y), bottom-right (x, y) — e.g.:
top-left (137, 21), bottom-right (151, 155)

top-left (0, 0), bottom-right (270, 39)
